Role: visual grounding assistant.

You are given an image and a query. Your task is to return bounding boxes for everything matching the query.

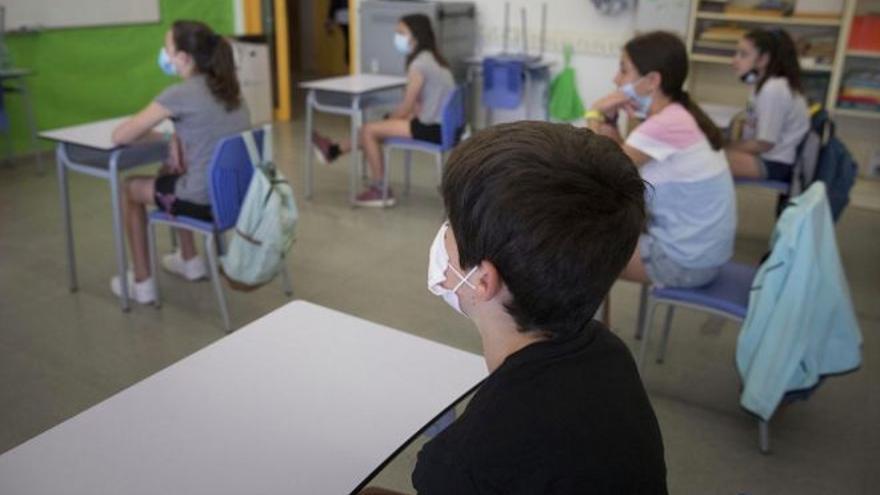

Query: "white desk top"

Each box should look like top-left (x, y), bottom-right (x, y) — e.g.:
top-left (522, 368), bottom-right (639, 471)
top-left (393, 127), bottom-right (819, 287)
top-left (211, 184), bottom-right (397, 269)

top-left (0, 301), bottom-right (487, 495)
top-left (40, 116), bottom-right (174, 150)
top-left (299, 74), bottom-right (408, 94)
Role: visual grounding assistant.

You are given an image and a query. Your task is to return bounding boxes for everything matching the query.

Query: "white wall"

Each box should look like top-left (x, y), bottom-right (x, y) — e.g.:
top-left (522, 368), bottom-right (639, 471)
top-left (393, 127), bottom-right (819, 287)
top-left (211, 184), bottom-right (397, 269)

top-left (439, 0), bottom-right (638, 110)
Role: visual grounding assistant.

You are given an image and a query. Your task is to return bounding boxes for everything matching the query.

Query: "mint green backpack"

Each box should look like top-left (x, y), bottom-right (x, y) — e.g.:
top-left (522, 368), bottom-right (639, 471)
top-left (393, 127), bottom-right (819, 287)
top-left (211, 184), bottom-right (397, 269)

top-left (220, 126), bottom-right (298, 290)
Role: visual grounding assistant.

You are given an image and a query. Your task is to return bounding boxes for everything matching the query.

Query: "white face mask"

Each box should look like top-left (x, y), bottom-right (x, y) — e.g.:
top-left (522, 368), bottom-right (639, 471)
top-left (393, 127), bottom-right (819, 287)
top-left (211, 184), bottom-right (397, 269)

top-left (620, 76), bottom-right (652, 119)
top-left (427, 222), bottom-right (479, 316)
top-left (394, 32), bottom-right (411, 54)
top-left (158, 47), bottom-right (177, 76)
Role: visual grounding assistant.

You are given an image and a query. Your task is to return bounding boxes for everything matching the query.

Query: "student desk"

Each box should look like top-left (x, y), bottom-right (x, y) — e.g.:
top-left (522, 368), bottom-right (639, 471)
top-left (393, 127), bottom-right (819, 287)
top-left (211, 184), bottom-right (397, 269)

top-left (0, 68), bottom-right (41, 172)
top-left (300, 74), bottom-right (407, 205)
top-left (40, 117), bottom-right (173, 311)
top-left (0, 301), bottom-right (488, 495)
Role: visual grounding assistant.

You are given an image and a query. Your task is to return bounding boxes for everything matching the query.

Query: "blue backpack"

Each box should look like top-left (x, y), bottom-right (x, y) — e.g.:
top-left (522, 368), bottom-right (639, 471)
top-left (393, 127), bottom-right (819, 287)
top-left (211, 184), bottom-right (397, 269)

top-left (804, 109), bottom-right (858, 222)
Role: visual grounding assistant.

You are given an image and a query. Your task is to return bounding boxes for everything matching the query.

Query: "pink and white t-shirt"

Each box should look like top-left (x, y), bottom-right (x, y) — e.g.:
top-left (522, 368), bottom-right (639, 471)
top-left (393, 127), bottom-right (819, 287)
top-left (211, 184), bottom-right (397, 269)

top-left (625, 103), bottom-right (736, 269)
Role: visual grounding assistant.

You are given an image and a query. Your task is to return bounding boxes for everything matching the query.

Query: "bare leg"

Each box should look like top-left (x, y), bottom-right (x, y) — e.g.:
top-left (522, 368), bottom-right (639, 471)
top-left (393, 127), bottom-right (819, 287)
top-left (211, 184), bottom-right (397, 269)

top-left (359, 119), bottom-right (412, 183)
top-left (123, 176), bottom-right (157, 282)
top-left (726, 149), bottom-right (763, 179)
top-left (177, 230), bottom-right (198, 260)
top-left (620, 246), bottom-right (651, 284)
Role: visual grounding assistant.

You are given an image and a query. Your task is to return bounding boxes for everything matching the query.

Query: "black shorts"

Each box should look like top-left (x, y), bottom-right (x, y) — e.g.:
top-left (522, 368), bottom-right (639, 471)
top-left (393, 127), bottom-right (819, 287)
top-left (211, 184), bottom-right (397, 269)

top-left (760, 159), bottom-right (794, 183)
top-left (410, 118), bottom-right (443, 144)
top-left (154, 175), bottom-right (213, 221)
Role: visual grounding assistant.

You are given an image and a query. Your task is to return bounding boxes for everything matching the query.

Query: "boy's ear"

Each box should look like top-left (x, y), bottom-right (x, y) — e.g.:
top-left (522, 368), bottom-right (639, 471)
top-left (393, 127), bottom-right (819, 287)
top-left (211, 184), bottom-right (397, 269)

top-left (473, 260), bottom-right (505, 303)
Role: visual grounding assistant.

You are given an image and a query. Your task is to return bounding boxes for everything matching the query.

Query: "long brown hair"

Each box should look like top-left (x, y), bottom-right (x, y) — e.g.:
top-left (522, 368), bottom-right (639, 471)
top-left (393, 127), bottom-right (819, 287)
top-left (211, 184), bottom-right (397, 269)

top-left (401, 14), bottom-right (449, 69)
top-left (624, 31), bottom-right (724, 150)
top-left (172, 20), bottom-right (241, 111)
top-left (744, 28), bottom-right (804, 94)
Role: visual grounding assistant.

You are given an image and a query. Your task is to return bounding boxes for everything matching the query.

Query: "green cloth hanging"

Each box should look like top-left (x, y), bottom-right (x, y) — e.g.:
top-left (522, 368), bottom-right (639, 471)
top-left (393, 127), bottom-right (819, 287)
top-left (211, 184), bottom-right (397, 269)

top-left (548, 45), bottom-right (585, 122)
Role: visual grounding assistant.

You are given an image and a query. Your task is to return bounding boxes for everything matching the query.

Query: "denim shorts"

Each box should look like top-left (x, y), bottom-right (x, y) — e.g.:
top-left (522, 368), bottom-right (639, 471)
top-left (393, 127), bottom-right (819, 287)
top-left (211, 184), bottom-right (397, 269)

top-left (640, 235), bottom-right (720, 288)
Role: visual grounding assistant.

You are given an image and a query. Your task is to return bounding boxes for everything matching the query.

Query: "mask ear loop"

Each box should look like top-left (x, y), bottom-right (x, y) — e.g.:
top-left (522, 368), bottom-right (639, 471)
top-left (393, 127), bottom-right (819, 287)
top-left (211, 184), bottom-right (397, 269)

top-left (450, 265), bottom-right (478, 292)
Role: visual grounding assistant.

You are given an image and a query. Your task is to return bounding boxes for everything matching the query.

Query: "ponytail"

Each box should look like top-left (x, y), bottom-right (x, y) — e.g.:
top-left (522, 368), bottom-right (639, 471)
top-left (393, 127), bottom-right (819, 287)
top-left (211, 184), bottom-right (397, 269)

top-left (172, 20), bottom-right (242, 111)
top-left (624, 31), bottom-right (724, 151)
top-left (677, 91), bottom-right (724, 151)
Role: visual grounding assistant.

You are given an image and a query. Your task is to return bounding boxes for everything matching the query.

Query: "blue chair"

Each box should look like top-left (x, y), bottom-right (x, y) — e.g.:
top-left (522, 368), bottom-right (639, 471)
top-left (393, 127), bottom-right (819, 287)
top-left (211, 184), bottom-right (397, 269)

top-left (734, 177), bottom-right (790, 194)
top-left (381, 86), bottom-right (465, 201)
top-left (147, 128), bottom-right (293, 332)
top-left (633, 262), bottom-right (778, 451)
top-left (482, 57), bottom-right (525, 110)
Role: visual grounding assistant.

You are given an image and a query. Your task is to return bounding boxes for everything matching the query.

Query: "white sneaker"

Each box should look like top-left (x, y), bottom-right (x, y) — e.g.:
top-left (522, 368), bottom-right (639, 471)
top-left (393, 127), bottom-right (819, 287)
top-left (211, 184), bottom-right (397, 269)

top-left (161, 251), bottom-right (208, 281)
top-left (110, 271), bottom-right (156, 304)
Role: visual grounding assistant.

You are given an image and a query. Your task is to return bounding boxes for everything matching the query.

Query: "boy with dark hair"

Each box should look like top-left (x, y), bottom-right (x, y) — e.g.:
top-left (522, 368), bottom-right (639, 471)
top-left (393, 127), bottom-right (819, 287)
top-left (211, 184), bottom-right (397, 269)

top-left (361, 122), bottom-right (666, 495)
top-left (416, 121), bottom-right (667, 494)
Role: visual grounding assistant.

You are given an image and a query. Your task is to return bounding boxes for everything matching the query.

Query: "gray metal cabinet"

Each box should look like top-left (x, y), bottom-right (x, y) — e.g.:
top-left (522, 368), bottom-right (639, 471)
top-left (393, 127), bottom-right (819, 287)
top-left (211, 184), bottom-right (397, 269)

top-left (359, 0), bottom-right (476, 82)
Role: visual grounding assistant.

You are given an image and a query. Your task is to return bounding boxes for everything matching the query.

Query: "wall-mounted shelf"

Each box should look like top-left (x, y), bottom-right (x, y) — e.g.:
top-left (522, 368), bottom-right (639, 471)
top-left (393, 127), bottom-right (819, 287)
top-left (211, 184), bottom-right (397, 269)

top-left (834, 107), bottom-right (880, 119)
top-left (846, 49), bottom-right (880, 59)
top-left (691, 53), bottom-right (834, 72)
top-left (695, 12), bottom-right (842, 27)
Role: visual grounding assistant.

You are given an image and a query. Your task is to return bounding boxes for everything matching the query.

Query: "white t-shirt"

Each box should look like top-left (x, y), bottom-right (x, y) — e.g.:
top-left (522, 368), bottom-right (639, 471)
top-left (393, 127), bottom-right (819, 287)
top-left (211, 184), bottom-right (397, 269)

top-left (625, 103), bottom-right (736, 269)
top-left (742, 77), bottom-right (810, 164)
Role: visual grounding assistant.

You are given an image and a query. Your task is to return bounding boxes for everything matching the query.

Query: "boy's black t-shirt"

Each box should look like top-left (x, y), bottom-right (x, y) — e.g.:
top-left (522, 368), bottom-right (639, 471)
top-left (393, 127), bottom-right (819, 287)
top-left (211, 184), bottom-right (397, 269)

top-left (412, 320), bottom-right (667, 494)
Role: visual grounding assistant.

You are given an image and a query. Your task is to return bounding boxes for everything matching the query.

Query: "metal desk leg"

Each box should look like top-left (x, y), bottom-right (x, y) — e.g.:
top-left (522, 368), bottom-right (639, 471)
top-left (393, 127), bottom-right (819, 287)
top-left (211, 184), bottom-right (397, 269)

top-left (108, 151), bottom-right (130, 311)
top-left (19, 79), bottom-right (43, 174)
top-left (56, 144), bottom-right (77, 292)
top-left (349, 95), bottom-right (361, 206)
top-left (304, 90), bottom-right (315, 199)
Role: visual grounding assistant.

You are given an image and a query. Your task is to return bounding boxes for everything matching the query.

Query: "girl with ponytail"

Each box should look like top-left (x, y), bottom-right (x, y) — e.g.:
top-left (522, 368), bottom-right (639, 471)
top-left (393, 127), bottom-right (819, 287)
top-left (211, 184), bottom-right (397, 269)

top-left (727, 28), bottom-right (810, 181)
top-left (586, 30), bottom-right (736, 289)
top-left (108, 20), bottom-right (251, 304)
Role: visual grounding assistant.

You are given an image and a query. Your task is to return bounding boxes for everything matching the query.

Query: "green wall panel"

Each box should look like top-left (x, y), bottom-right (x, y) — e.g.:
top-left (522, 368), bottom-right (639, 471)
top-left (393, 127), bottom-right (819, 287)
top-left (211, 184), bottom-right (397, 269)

top-left (4, 0), bottom-right (234, 155)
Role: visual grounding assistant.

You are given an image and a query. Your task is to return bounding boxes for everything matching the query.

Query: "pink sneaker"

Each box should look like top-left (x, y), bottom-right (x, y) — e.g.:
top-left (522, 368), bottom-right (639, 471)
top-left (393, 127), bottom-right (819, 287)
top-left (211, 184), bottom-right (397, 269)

top-left (354, 186), bottom-right (396, 208)
top-left (311, 131), bottom-right (339, 165)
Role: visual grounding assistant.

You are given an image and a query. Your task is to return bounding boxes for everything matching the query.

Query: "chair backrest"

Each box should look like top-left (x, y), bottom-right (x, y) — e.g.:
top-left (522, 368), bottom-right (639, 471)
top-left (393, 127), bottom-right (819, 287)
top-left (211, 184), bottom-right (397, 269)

top-left (208, 128), bottom-right (264, 231)
top-left (482, 57), bottom-right (525, 110)
top-left (439, 86), bottom-right (465, 151)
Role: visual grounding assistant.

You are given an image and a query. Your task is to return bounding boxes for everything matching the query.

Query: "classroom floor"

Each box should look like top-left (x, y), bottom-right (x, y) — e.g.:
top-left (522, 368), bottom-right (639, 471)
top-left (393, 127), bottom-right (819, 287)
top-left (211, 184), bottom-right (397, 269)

top-left (1, 113), bottom-right (878, 494)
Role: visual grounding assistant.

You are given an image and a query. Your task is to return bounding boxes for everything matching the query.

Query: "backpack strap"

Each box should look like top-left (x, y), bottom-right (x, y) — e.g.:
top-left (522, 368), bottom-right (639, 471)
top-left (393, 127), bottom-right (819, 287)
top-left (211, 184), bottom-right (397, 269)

top-left (261, 124), bottom-right (273, 164)
top-left (242, 129), bottom-right (262, 168)
top-left (241, 124), bottom-right (274, 168)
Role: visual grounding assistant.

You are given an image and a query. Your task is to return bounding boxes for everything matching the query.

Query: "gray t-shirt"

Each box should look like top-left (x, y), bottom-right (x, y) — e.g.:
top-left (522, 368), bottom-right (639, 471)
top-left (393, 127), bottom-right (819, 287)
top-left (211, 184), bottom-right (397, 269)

top-left (156, 75), bottom-right (250, 204)
top-left (409, 51), bottom-right (455, 125)
top-left (742, 77), bottom-right (809, 165)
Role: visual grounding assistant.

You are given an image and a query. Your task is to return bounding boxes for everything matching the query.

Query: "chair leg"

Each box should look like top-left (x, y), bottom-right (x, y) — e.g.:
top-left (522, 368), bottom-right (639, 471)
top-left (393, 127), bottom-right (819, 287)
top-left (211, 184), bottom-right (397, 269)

top-left (404, 150), bottom-right (412, 196)
top-left (215, 232), bottom-right (227, 256)
top-left (279, 259), bottom-right (294, 297)
top-left (169, 226), bottom-right (178, 251)
top-left (382, 146), bottom-right (391, 202)
top-left (635, 283), bottom-right (649, 340)
top-left (759, 420), bottom-right (770, 454)
top-left (637, 299), bottom-right (658, 372)
top-left (204, 233), bottom-right (231, 332)
top-left (435, 152), bottom-right (444, 186)
top-left (656, 306), bottom-right (676, 363)
top-left (147, 221), bottom-right (161, 308)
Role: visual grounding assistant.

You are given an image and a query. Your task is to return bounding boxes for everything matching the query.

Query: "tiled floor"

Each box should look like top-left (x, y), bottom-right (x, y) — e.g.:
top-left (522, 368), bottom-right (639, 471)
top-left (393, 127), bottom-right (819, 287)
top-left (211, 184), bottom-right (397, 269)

top-left (1, 113), bottom-right (878, 494)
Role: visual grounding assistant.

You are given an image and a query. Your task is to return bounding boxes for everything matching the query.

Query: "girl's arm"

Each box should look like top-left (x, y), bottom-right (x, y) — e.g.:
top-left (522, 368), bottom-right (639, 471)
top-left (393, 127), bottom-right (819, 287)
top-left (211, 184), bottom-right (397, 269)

top-left (389, 69), bottom-right (425, 120)
top-left (726, 138), bottom-right (773, 155)
top-left (621, 144), bottom-right (651, 168)
top-left (111, 102), bottom-right (172, 146)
